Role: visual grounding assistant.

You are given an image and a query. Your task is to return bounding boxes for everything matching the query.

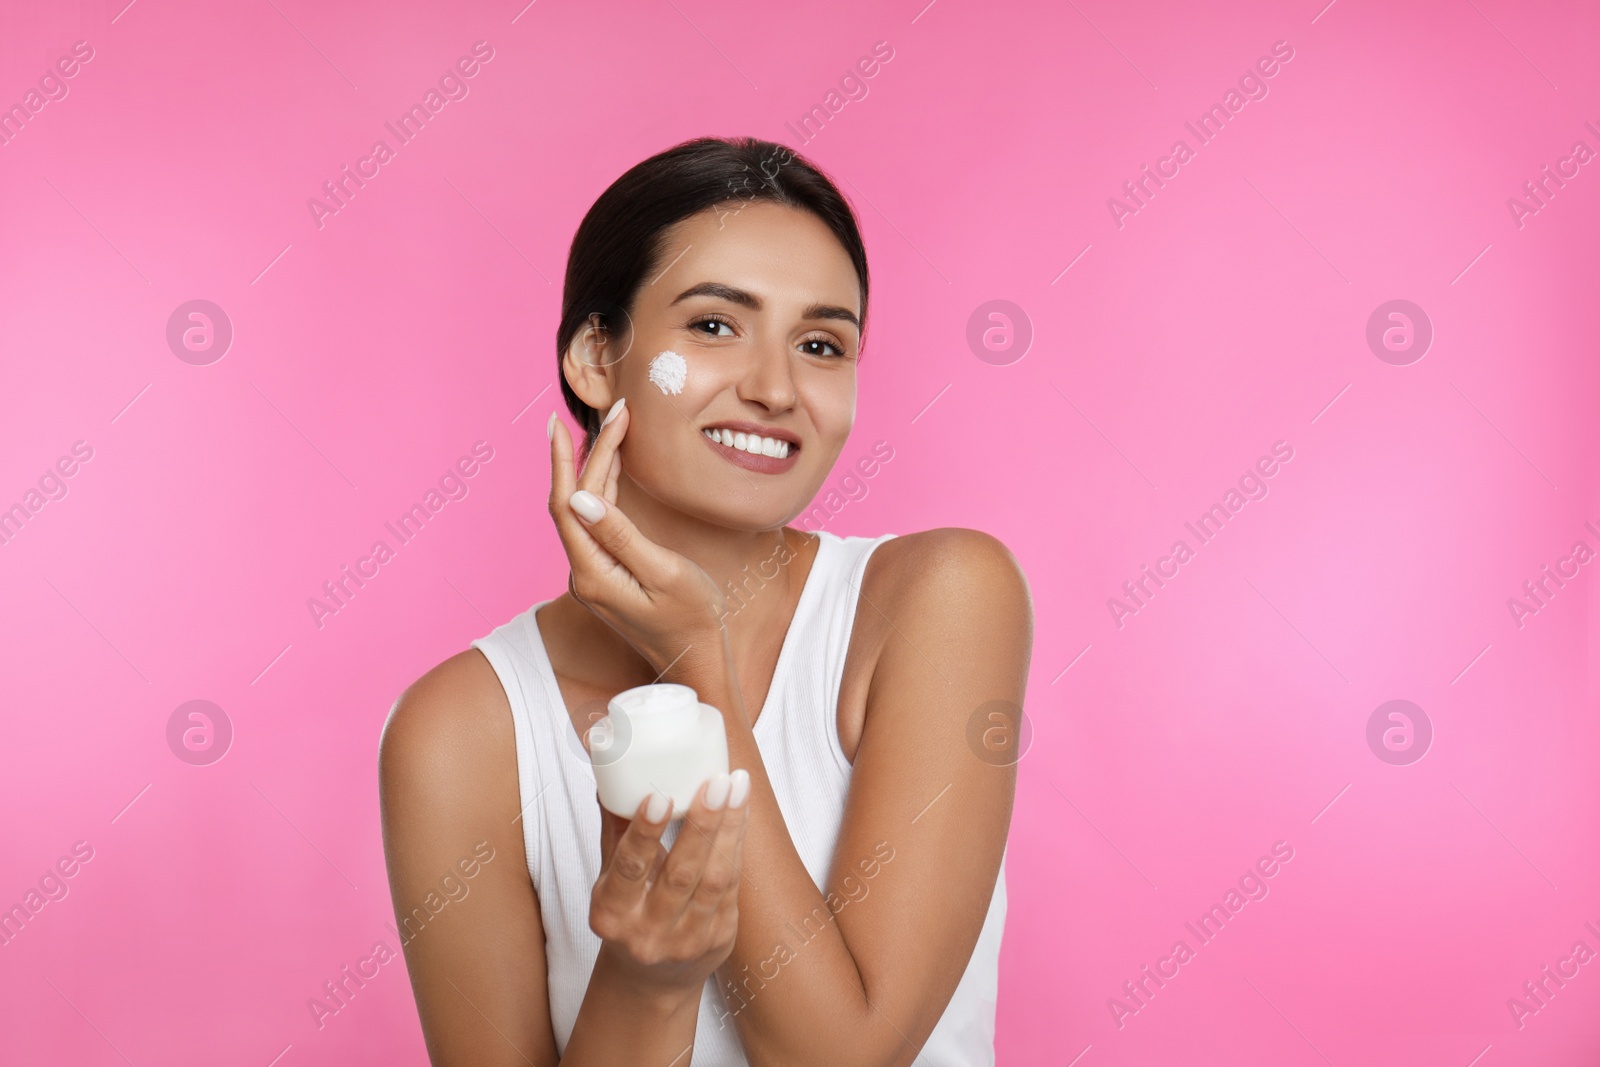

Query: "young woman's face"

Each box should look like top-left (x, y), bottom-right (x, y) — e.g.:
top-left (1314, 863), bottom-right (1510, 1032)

top-left (603, 200), bottom-right (862, 531)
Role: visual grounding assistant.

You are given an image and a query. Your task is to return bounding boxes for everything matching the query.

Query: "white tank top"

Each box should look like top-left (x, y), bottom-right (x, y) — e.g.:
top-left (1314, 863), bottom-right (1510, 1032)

top-left (470, 530), bottom-right (1007, 1065)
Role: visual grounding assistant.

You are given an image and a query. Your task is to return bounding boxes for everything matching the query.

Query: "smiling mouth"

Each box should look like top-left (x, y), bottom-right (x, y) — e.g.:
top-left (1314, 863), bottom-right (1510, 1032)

top-left (700, 426), bottom-right (796, 460)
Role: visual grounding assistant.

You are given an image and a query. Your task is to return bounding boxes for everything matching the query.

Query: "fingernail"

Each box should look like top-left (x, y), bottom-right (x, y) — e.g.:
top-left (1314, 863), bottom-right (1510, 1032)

top-left (547, 412), bottom-right (558, 441)
top-left (705, 772), bottom-right (731, 811)
top-left (601, 396), bottom-right (626, 427)
top-left (569, 490), bottom-right (606, 523)
top-left (728, 768), bottom-right (750, 809)
top-left (645, 792), bottom-right (669, 823)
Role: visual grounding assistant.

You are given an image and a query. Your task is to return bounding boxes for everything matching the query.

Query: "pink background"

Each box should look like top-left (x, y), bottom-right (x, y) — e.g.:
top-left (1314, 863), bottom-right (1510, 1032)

top-left (3, 0), bottom-right (1598, 1063)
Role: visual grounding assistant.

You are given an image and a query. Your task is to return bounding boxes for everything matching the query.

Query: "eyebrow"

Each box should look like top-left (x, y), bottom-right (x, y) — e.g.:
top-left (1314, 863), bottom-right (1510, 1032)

top-left (668, 281), bottom-right (860, 331)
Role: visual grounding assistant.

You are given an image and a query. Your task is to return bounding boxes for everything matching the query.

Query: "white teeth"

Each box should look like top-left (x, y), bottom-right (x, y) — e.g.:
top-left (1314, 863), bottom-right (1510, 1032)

top-left (702, 428), bottom-right (792, 459)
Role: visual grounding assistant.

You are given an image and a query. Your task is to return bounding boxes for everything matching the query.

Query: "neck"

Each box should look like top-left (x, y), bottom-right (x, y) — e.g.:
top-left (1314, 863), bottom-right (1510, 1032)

top-left (543, 475), bottom-right (817, 709)
top-left (613, 474), bottom-right (810, 608)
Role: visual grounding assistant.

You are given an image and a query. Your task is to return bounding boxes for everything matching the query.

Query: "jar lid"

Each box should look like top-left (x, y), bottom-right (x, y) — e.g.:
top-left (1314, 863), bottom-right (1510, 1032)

top-left (609, 682), bottom-right (697, 718)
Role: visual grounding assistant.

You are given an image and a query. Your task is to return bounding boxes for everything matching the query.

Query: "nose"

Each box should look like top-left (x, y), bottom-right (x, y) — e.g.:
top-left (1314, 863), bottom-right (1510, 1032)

top-left (736, 338), bottom-right (797, 414)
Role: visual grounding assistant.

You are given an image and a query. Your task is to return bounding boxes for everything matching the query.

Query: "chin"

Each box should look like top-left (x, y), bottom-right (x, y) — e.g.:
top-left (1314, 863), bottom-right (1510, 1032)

top-left (680, 485), bottom-right (811, 532)
top-left (637, 469), bottom-right (826, 532)
top-left (625, 439), bottom-right (838, 531)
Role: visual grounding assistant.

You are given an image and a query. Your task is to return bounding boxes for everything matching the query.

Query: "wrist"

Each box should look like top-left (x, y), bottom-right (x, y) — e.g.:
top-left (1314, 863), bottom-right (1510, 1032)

top-left (593, 942), bottom-right (706, 1019)
top-left (655, 625), bottom-right (732, 687)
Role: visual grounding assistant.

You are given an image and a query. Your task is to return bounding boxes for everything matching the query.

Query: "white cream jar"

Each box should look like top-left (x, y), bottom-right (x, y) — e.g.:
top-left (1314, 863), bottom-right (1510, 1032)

top-left (588, 683), bottom-right (728, 819)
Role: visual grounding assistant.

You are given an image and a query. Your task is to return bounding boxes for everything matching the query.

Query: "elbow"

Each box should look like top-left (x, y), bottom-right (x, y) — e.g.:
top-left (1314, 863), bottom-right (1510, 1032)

top-left (739, 1005), bottom-right (926, 1067)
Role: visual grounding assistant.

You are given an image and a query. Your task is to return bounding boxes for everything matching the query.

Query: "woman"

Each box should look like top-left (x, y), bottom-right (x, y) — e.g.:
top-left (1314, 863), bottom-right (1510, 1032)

top-left (379, 136), bottom-right (1031, 1066)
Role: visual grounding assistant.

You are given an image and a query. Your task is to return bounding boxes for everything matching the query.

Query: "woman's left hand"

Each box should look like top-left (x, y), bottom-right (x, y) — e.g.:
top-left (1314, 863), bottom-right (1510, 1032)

top-left (547, 399), bottom-right (728, 676)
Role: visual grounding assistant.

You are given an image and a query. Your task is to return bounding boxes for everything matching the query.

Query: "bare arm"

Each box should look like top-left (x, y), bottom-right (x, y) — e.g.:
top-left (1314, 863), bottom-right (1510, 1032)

top-left (379, 649), bottom-right (561, 1065)
top-left (380, 649), bottom-right (740, 1065)
top-left (671, 528), bottom-right (1031, 1067)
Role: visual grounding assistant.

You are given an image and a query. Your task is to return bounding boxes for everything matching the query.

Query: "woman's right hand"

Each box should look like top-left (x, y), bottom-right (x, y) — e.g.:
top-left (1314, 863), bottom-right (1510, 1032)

top-left (588, 769), bottom-right (753, 1002)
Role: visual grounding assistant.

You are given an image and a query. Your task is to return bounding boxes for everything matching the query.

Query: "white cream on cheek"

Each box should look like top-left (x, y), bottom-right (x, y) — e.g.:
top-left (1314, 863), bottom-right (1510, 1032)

top-left (648, 350), bottom-right (687, 395)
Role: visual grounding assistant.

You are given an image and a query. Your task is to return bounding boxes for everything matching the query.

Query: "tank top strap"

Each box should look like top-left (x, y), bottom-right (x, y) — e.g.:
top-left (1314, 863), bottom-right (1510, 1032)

top-left (778, 530), bottom-right (896, 774)
top-left (470, 600), bottom-right (576, 896)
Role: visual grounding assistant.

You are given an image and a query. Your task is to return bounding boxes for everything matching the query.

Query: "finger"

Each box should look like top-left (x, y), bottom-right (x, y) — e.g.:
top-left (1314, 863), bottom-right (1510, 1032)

top-left (548, 412), bottom-right (575, 502)
top-left (578, 398), bottom-right (629, 495)
top-left (600, 792), bottom-right (674, 909)
top-left (715, 769), bottom-right (752, 891)
top-left (551, 413), bottom-right (666, 594)
top-left (680, 770), bottom-right (750, 927)
top-left (596, 794), bottom-right (630, 868)
top-left (567, 484), bottom-right (679, 586)
top-left (647, 774), bottom-right (731, 921)
top-left (547, 417), bottom-right (614, 579)
top-left (603, 451), bottom-right (622, 505)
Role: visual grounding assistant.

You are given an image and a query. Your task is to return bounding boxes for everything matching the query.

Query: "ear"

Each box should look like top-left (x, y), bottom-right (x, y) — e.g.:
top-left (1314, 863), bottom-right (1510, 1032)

top-left (562, 314), bottom-right (621, 414)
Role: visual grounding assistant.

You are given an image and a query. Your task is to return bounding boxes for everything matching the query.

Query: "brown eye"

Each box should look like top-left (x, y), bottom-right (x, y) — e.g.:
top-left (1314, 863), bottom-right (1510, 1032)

top-left (800, 337), bottom-right (846, 358)
top-left (690, 314), bottom-right (735, 337)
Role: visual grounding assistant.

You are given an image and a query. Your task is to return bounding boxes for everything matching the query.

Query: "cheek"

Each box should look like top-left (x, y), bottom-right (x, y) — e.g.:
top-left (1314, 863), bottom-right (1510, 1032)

top-left (804, 378), bottom-right (856, 439)
top-left (621, 399), bottom-right (687, 459)
top-left (616, 385), bottom-right (711, 473)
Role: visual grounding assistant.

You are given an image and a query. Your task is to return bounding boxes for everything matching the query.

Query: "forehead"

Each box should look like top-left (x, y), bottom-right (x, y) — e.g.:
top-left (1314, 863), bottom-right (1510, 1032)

top-left (642, 201), bottom-right (861, 315)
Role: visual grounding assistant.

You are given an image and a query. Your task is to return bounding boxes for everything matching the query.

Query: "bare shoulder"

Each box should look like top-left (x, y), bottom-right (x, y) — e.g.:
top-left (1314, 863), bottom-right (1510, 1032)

top-left (861, 527), bottom-right (1032, 623)
top-left (837, 529), bottom-right (1033, 762)
top-left (379, 648), bottom-right (514, 791)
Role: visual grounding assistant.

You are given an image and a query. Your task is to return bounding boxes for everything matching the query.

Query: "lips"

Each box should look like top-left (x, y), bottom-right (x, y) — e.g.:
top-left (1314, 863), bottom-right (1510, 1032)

top-left (701, 426), bottom-right (793, 459)
top-left (699, 421), bottom-right (801, 474)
